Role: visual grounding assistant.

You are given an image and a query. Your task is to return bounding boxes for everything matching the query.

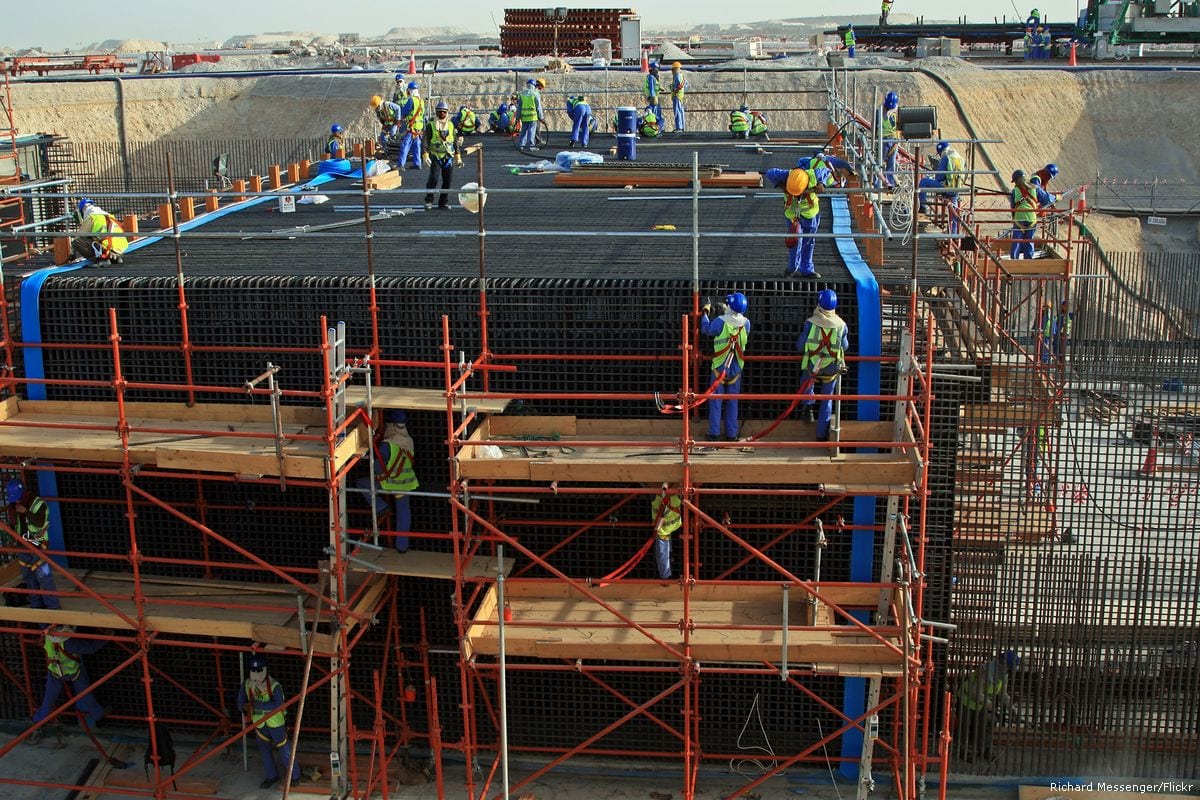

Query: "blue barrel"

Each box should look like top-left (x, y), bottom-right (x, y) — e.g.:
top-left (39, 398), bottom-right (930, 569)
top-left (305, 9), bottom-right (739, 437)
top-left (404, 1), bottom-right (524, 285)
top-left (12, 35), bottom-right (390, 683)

top-left (616, 133), bottom-right (637, 161)
top-left (615, 106), bottom-right (637, 135)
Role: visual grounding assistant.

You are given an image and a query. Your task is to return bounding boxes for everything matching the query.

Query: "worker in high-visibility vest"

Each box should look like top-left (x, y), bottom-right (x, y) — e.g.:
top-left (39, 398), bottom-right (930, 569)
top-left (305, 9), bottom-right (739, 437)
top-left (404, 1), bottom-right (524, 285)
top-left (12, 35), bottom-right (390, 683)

top-left (642, 62), bottom-right (664, 130)
top-left (880, 0), bottom-right (893, 26)
top-left (843, 24), bottom-right (857, 57)
top-left (748, 109), bottom-right (769, 139)
top-left (566, 95), bottom-right (594, 148)
top-left (669, 62), bottom-right (687, 132)
top-left (650, 488), bottom-right (682, 580)
top-left (517, 78), bottom-right (544, 151)
top-left (370, 95), bottom-right (403, 148)
top-left (763, 161), bottom-right (835, 278)
top-left (398, 81), bottom-right (425, 170)
top-left (956, 650), bottom-right (1024, 763)
top-left (797, 290), bottom-right (850, 442)
top-left (422, 100), bottom-right (463, 210)
top-left (697, 293), bottom-right (751, 448)
top-left (373, 409), bottom-right (419, 552)
top-left (638, 106), bottom-right (661, 138)
top-left (325, 124), bottom-right (345, 160)
top-left (452, 105), bottom-right (479, 135)
top-left (29, 625), bottom-right (107, 742)
top-left (5, 477), bottom-right (59, 609)
top-left (876, 91), bottom-right (900, 187)
top-left (71, 199), bottom-right (129, 265)
top-left (237, 654), bottom-right (301, 790)
top-left (1047, 299), bottom-right (1073, 363)
top-left (1009, 169), bottom-right (1056, 260)
top-left (918, 140), bottom-right (965, 233)
top-left (729, 105), bottom-right (751, 139)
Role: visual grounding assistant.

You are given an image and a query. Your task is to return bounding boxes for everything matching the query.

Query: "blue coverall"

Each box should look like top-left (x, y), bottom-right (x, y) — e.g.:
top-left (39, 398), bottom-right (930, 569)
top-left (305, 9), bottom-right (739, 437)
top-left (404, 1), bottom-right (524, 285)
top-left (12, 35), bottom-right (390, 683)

top-left (33, 632), bottom-right (107, 729)
top-left (699, 311), bottom-right (750, 441)
top-left (765, 167), bottom-right (833, 277)
top-left (875, 104), bottom-right (899, 187)
top-left (643, 71), bottom-right (663, 131)
top-left (1010, 182), bottom-right (1055, 259)
top-left (567, 98), bottom-right (593, 147)
top-left (918, 149), bottom-right (964, 232)
top-left (670, 68), bottom-right (686, 131)
top-left (517, 88), bottom-right (543, 150)
top-left (237, 677), bottom-right (301, 785)
top-left (798, 312), bottom-right (851, 442)
top-left (398, 94), bottom-right (424, 169)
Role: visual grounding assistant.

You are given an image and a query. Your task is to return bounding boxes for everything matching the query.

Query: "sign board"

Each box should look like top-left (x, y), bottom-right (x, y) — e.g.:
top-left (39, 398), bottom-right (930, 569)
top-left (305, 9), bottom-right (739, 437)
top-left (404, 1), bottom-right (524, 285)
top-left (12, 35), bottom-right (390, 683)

top-left (1147, 215), bottom-right (1167, 226)
top-left (278, 195), bottom-right (296, 214)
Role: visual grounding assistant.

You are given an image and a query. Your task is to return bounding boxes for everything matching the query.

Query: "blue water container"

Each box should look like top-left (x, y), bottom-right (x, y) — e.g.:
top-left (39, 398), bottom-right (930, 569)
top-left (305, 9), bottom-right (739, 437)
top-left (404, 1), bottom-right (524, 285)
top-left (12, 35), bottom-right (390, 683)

top-left (615, 106), bottom-right (638, 161)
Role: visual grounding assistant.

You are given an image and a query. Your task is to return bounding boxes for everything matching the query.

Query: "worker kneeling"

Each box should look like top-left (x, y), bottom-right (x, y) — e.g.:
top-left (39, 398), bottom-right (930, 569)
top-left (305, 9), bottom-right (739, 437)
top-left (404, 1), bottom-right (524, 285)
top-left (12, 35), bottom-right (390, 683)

top-left (638, 105), bottom-right (661, 138)
top-left (797, 289), bottom-right (850, 443)
top-left (71, 199), bottom-right (128, 266)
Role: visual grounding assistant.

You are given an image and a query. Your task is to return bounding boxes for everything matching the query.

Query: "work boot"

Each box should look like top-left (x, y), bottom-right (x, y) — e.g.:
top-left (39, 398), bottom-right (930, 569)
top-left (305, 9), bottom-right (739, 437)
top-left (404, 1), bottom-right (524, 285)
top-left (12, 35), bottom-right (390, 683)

top-left (800, 271), bottom-right (821, 279)
top-left (260, 777), bottom-right (279, 790)
top-left (424, 201), bottom-right (433, 210)
top-left (568, 140), bottom-right (576, 147)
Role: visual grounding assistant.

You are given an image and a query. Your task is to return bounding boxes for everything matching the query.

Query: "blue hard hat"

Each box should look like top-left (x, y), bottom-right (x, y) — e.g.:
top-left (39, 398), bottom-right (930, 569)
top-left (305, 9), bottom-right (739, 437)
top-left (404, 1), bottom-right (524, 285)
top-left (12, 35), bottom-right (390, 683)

top-left (248, 654), bottom-right (267, 671)
top-left (936, 140), bottom-right (949, 154)
top-left (5, 478), bottom-right (24, 505)
top-left (884, 91), bottom-right (899, 109)
top-left (796, 157), bottom-right (810, 169)
top-left (435, 100), bottom-right (449, 111)
top-left (1012, 169), bottom-right (1026, 182)
top-left (394, 72), bottom-right (405, 82)
top-left (725, 292), bottom-right (748, 314)
top-left (1046, 163), bottom-right (1059, 177)
top-left (1003, 650), bottom-right (1020, 670)
top-left (739, 104), bottom-right (748, 112)
top-left (818, 289), bottom-right (838, 311)
top-left (527, 78), bottom-right (537, 86)
top-left (331, 124), bottom-right (343, 134)
top-left (408, 81), bottom-right (419, 91)
top-left (77, 198), bottom-right (94, 215)
top-left (384, 409), bottom-right (408, 424)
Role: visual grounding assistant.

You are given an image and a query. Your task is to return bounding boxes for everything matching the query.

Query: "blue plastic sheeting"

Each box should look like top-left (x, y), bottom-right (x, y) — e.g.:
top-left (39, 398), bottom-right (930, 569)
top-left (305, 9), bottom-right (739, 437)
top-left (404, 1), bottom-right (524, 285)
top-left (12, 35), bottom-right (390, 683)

top-left (828, 193), bottom-right (883, 778)
top-left (18, 170), bottom-right (340, 566)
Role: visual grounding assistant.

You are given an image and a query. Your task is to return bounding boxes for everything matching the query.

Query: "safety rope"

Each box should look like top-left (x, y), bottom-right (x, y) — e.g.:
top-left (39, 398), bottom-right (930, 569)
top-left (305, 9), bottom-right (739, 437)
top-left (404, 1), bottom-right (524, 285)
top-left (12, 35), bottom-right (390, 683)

top-left (744, 376), bottom-right (816, 443)
top-left (890, 169), bottom-right (915, 245)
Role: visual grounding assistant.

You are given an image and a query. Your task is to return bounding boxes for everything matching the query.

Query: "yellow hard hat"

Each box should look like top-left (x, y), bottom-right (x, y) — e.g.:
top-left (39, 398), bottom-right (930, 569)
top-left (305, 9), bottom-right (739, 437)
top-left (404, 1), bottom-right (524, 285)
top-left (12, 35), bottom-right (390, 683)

top-left (672, 61), bottom-right (682, 69)
top-left (370, 95), bottom-right (382, 108)
top-left (786, 168), bottom-right (810, 196)
top-left (535, 78), bottom-right (546, 90)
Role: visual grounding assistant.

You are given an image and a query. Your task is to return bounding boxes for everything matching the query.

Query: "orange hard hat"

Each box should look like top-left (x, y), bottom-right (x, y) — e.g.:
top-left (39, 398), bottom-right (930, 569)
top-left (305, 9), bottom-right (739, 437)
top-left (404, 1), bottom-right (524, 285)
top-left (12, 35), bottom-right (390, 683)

top-left (370, 95), bottom-right (382, 108)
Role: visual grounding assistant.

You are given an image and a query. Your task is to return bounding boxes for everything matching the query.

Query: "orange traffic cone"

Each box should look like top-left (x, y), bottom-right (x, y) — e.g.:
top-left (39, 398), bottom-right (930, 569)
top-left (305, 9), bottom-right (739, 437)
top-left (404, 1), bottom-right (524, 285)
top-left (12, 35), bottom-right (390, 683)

top-left (640, 49), bottom-right (649, 73)
top-left (1068, 41), bottom-right (1078, 67)
top-left (1076, 186), bottom-right (1089, 213)
top-left (1139, 428), bottom-right (1159, 476)
top-left (407, 50), bottom-right (416, 76)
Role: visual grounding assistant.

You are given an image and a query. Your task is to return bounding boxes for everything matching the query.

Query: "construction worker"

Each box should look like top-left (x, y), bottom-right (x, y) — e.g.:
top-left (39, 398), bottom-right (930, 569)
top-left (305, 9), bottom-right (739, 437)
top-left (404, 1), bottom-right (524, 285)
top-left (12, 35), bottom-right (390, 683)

top-left (669, 61), bottom-right (687, 132)
top-left (390, 72), bottom-right (408, 104)
top-left (423, 100), bottom-right (463, 210)
top-left (918, 141), bottom-right (965, 233)
top-left (638, 105), bottom-right (661, 139)
top-left (650, 487), bottom-right (682, 580)
top-left (748, 109), bottom-right (769, 140)
top-left (1033, 163), bottom-right (1059, 191)
top-left (643, 62), bottom-right (663, 129)
top-left (764, 160), bottom-right (835, 278)
top-left (373, 409), bottom-right (418, 552)
top-left (1040, 299), bottom-right (1074, 363)
top-left (1026, 7), bottom-right (1042, 28)
top-left (729, 105), bottom-right (751, 139)
top-left (6, 477), bottom-right (59, 610)
top-left (489, 100), bottom-right (516, 135)
top-left (1009, 169), bottom-right (1056, 259)
top-left (237, 654), bottom-right (301, 790)
top-left (1023, 28), bottom-right (1035, 60)
top-left (370, 95), bottom-right (403, 148)
top-left (804, 148), bottom-right (854, 185)
top-left (876, 91), bottom-right (900, 187)
top-left (71, 199), bottom-right (128, 266)
top-left (880, 0), bottom-right (893, 26)
top-left (798, 290), bottom-right (850, 442)
top-left (452, 105), bottom-right (478, 135)
top-left (517, 78), bottom-right (544, 151)
top-left (398, 81), bottom-right (425, 170)
top-left (566, 94), bottom-right (594, 148)
top-left (325, 124), bottom-right (345, 160)
top-left (30, 625), bottom-right (107, 742)
top-left (956, 650), bottom-right (1023, 763)
top-left (843, 24), bottom-right (857, 58)
top-left (698, 293), bottom-right (751, 448)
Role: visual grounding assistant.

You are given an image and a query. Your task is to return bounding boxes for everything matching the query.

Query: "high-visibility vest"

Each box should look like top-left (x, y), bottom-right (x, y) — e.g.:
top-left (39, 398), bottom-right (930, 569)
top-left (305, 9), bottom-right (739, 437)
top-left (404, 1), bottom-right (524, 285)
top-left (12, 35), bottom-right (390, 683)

top-left (844, 30), bottom-right (856, 47)
top-left (518, 89), bottom-right (539, 123)
top-left (784, 168), bottom-right (821, 221)
top-left (1011, 184), bottom-right (1037, 224)
top-left (455, 108), bottom-right (477, 133)
top-left (749, 112), bottom-right (768, 136)
top-left (640, 111), bottom-right (660, 137)
top-left (325, 135), bottom-right (343, 157)
top-left (15, 496), bottom-right (49, 547)
top-left (729, 110), bottom-right (749, 133)
top-left (651, 494), bottom-right (682, 539)
top-left (802, 314), bottom-right (847, 372)
top-left (379, 441), bottom-right (419, 493)
top-left (44, 634), bottom-right (80, 679)
top-left (404, 96), bottom-right (424, 133)
top-left (671, 72), bottom-right (686, 98)
top-left (376, 103), bottom-right (400, 126)
top-left (1041, 306), bottom-right (1054, 338)
top-left (959, 664), bottom-right (1005, 712)
top-left (943, 151), bottom-right (965, 188)
top-left (85, 212), bottom-right (129, 256)
top-left (880, 108), bottom-right (897, 139)
top-left (426, 119), bottom-right (458, 159)
top-left (244, 678), bottom-right (286, 729)
top-left (712, 316), bottom-right (748, 374)
top-left (642, 74), bottom-right (658, 100)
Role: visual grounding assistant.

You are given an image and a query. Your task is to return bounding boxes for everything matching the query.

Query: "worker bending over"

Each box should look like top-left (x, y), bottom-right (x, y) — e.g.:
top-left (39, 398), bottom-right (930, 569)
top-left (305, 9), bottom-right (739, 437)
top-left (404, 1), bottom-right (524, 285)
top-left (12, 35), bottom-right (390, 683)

top-left (423, 100), bottom-right (463, 210)
top-left (72, 198), bottom-right (128, 266)
top-left (370, 95), bottom-right (403, 149)
top-left (30, 625), bottom-right (107, 742)
top-left (956, 650), bottom-right (1024, 763)
top-left (698, 293), bottom-right (751, 449)
top-left (798, 290), bottom-right (849, 442)
top-left (566, 95), bottom-right (594, 148)
top-left (452, 105), bottom-right (478, 135)
top-left (639, 106), bottom-right (661, 138)
top-left (764, 160), bottom-right (835, 278)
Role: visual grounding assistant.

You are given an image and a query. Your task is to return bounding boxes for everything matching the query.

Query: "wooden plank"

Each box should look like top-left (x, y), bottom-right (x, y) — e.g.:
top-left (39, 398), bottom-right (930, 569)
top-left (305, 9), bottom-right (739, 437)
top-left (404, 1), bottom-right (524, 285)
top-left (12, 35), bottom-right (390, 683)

top-left (18, 400), bottom-right (326, 426)
top-left (488, 415), bottom-right (578, 437)
top-left (343, 385), bottom-right (511, 414)
top-left (154, 446), bottom-right (326, 480)
top-left (104, 770), bottom-right (219, 795)
top-left (1000, 258), bottom-right (1069, 276)
top-left (346, 548), bottom-right (514, 579)
top-left (0, 396), bottom-right (20, 422)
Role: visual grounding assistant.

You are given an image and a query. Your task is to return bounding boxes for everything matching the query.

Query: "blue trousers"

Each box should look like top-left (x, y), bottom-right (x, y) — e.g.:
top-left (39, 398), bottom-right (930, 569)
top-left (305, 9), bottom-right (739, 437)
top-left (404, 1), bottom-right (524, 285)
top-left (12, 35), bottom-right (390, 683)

top-left (254, 724), bottom-right (301, 783)
top-left (398, 131), bottom-right (422, 169)
top-left (355, 477), bottom-right (411, 552)
top-left (654, 536), bottom-right (671, 579)
top-left (847, 46), bottom-right (856, 58)
top-left (917, 177), bottom-right (941, 211)
top-left (787, 215), bottom-right (820, 276)
top-left (20, 561), bottom-right (60, 610)
top-left (1010, 221), bottom-right (1036, 259)
top-left (881, 139), bottom-right (898, 187)
top-left (518, 119), bottom-right (539, 149)
top-left (570, 112), bottom-right (592, 147)
top-left (33, 668), bottom-right (105, 727)
top-left (646, 102), bottom-right (663, 128)
top-left (804, 368), bottom-right (841, 441)
top-left (707, 371), bottom-right (742, 439)
top-left (672, 97), bottom-right (685, 131)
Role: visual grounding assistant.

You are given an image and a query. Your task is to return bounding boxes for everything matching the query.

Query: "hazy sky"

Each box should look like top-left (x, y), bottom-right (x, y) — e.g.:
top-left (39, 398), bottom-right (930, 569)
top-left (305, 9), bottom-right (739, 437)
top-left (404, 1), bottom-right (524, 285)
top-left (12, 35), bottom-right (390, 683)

top-left (9, 0), bottom-right (1080, 50)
